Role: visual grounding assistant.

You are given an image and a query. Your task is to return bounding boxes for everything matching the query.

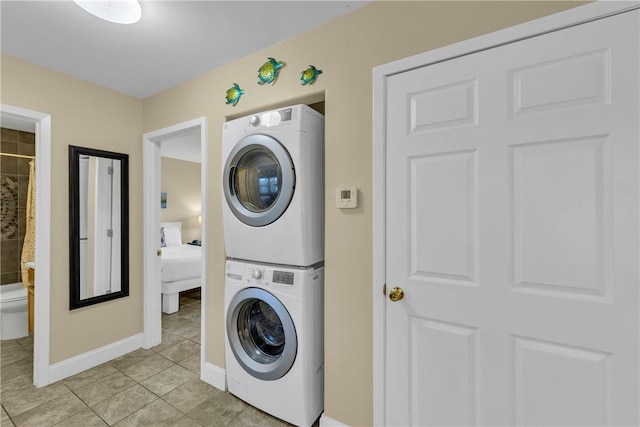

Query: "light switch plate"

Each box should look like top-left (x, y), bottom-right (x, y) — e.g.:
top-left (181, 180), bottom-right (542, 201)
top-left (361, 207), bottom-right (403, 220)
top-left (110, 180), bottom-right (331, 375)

top-left (336, 187), bottom-right (358, 208)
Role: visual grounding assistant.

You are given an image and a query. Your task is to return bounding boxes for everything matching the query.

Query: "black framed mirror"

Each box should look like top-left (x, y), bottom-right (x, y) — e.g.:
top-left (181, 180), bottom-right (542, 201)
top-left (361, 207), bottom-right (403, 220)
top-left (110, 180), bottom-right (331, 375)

top-left (69, 145), bottom-right (129, 309)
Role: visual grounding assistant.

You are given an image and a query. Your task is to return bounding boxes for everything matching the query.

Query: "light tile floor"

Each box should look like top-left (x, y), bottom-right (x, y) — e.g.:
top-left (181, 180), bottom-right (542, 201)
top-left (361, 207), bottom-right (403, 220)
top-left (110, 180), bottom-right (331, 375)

top-left (1, 290), bottom-right (306, 427)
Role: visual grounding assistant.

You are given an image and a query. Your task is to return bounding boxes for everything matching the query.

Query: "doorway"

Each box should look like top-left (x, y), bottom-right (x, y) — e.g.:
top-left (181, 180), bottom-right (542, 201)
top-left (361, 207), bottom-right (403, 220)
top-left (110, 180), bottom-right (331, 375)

top-left (0, 104), bottom-right (52, 387)
top-left (142, 118), bottom-right (207, 380)
top-left (373, 3), bottom-right (639, 425)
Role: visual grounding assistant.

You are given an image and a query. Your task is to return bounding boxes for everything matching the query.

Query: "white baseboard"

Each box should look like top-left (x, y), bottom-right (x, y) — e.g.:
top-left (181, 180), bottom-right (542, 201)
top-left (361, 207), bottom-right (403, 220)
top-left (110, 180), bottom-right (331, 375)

top-left (48, 333), bottom-right (144, 384)
top-left (201, 361), bottom-right (227, 391)
top-left (319, 414), bottom-right (349, 427)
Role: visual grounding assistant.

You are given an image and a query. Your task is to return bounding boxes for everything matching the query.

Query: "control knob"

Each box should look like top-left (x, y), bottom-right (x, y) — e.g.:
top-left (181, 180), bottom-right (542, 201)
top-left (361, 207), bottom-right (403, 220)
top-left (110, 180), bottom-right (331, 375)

top-left (252, 268), bottom-right (263, 280)
top-left (249, 115), bottom-right (260, 127)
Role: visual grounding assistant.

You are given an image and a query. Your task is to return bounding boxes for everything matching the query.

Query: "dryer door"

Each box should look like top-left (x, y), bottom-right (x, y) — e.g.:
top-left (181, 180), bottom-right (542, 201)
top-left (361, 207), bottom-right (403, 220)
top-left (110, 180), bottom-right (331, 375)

top-left (226, 287), bottom-right (297, 380)
top-left (223, 134), bottom-right (295, 227)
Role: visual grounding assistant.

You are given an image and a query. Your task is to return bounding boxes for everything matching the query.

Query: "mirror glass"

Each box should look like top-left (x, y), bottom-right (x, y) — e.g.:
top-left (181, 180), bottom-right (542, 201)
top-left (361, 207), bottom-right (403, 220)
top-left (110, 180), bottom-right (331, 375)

top-left (69, 145), bottom-right (129, 309)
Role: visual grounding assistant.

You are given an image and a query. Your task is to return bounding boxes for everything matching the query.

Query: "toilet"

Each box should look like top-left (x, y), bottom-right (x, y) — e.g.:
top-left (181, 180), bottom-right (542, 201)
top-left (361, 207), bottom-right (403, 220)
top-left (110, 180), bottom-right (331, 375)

top-left (0, 283), bottom-right (28, 340)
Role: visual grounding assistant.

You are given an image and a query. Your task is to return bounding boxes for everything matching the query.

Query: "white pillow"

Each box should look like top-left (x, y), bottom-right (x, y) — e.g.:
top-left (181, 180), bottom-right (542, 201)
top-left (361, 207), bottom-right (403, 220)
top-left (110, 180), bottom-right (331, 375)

top-left (161, 222), bottom-right (182, 247)
top-left (163, 227), bottom-right (182, 246)
top-left (161, 222), bottom-right (182, 233)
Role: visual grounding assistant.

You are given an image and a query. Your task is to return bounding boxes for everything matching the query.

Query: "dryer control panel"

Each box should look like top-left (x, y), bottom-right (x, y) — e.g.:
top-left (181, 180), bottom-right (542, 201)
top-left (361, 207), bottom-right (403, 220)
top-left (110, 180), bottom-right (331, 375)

top-left (249, 108), bottom-right (293, 128)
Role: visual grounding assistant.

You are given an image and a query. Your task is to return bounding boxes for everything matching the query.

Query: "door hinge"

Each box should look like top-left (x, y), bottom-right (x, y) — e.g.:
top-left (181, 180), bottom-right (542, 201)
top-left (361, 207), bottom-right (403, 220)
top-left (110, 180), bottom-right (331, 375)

top-left (106, 229), bottom-right (113, 237)
top-left (107, 166), bottom-right (114, 175)
top-left (383, 284), bottom-right (387, 296)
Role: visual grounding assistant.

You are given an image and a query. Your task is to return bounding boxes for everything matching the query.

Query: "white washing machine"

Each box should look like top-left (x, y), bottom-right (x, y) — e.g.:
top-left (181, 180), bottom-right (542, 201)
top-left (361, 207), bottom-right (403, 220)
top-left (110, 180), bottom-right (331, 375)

top-left (224, 259), bottom-right (324, 427)
top-left (222, 104), bottom-right (324, 267)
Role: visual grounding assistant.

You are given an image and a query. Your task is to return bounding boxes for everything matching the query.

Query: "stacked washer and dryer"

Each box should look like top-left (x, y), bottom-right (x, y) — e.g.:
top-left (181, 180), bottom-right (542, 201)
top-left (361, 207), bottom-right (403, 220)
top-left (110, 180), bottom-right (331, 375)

top-left (221, 104), bottom-right (325, 427)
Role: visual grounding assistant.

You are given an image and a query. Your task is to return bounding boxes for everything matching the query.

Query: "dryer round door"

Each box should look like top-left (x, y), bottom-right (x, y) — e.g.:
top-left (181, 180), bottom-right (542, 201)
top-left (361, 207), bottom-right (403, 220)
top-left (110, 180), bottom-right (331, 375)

top-left (226, 287), bottom-right (297, 380)
top-left (223, 134), bottom-right (295, 227)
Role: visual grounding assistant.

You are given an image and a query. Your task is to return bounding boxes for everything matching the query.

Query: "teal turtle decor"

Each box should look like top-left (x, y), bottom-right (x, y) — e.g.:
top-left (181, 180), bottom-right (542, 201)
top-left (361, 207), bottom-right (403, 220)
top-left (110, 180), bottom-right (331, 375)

top-left (257, 57), bottom-right (284, 85)
top-left (301, 65), bottom-right (323, 85)
top-left (225, 83), bottom-right (245, 107)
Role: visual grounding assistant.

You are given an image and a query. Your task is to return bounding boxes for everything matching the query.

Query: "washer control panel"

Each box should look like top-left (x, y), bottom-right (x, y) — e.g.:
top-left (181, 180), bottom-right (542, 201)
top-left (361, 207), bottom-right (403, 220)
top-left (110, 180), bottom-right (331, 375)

top-left (273, 270), bottom-right (295, 285)
top-left (244, 265), bottom-right (297, 286)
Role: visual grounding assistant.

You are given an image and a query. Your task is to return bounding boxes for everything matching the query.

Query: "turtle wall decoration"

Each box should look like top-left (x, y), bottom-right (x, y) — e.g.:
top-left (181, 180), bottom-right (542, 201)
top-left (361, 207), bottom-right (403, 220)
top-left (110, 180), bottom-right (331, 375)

top-left (300, 65), bottom-right (323, 85)
top-left (257, 57), bottom-right (285, 85)
top-left (225, 83), bottom-right (245, 107)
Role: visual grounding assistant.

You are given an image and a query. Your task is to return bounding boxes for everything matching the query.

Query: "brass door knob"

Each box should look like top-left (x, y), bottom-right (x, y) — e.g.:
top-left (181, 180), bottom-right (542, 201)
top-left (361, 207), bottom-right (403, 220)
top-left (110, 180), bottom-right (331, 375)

top-left (389, 287), bottom-right (404, 302)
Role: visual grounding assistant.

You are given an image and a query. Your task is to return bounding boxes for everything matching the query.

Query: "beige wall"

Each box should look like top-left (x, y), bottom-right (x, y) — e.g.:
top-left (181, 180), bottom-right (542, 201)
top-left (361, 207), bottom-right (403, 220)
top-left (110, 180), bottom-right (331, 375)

top-left (142, 2), bottom-right (583, 425)
top-left (160, 157), bottom-right (202, 243)
top-left (0, 55), bottom-right (144, 363)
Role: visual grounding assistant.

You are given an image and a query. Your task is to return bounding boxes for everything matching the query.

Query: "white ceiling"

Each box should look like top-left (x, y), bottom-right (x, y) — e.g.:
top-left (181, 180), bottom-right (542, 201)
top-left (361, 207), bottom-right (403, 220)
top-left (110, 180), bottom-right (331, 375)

top-left (1, 0), bottom-right (369, 99)
top-left (161, 131), bottom-right (202, 163)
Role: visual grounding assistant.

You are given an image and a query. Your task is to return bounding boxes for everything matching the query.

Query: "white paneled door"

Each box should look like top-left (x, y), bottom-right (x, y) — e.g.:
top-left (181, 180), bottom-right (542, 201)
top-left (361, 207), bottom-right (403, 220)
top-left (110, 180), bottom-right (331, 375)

top-left (385, 9), bottom-right (638, 426)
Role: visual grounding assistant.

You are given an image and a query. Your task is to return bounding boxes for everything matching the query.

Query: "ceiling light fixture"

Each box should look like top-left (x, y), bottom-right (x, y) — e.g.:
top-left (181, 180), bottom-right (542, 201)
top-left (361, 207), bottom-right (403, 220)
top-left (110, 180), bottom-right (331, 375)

top-left (73, 0), bottom-right (142, 24)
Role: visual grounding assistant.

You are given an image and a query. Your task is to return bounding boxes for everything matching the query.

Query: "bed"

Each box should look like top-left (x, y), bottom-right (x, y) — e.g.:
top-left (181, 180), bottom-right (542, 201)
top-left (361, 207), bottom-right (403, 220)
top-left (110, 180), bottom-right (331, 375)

top-left (161, 222), bottom-right (201, 314)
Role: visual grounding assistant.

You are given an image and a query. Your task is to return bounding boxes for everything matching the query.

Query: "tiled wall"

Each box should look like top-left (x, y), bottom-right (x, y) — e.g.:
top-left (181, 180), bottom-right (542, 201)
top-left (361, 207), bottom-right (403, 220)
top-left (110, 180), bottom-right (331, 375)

top-left (1, 127), bottom-right (35, 286)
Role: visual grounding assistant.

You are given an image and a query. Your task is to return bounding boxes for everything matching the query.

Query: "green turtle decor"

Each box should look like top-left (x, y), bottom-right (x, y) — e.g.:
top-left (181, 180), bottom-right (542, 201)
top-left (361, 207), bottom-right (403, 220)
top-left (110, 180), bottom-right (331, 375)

top-left (257, 57), bottom-right (284, 85)
top-left (225, 83), bottom-right (245, 107)
top-left (300, 65), bottom-right (323, 85)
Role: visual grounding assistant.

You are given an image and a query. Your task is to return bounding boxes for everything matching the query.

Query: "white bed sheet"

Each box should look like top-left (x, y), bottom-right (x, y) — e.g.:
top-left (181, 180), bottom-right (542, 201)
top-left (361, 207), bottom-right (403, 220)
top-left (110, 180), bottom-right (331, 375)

top-left (161, 244), bottom-right (201, 283)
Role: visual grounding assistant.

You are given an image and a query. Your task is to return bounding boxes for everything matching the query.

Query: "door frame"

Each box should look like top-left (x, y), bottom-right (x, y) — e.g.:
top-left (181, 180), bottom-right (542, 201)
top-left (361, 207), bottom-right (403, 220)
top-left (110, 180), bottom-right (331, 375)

top-left (372, 2), bottom-right (639, 424)
top-left (142, 118), bottom-right (207, 361)
top-left (1, 104), bottom-right (52, 387)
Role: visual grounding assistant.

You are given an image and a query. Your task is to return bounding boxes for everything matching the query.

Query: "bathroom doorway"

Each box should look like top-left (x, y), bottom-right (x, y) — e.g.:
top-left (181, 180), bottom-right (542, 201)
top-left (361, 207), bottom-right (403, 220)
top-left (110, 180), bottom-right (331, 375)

top-left (0, 104), bottom-right (52, 387)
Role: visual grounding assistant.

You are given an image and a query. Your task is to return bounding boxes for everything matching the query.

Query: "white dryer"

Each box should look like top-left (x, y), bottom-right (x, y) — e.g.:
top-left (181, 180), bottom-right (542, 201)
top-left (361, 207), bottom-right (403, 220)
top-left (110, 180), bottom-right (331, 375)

top-left (222, 104), bottom-right (324, 267)
top-left (224, 259), bottom-right (324, 427)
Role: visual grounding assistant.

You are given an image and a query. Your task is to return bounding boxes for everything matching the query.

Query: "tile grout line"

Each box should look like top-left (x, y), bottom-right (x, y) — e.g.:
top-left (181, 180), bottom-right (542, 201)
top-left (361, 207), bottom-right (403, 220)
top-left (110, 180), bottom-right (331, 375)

top-left (60, 384), bottom-right (115, 427)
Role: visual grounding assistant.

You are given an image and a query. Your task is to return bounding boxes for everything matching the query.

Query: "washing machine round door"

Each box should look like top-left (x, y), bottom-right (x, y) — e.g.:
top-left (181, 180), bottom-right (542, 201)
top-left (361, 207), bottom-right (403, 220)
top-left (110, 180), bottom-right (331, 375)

top-left (223, 134), bottom-right (295, 227)
top-left (227, 287), bottom-right (297, 380)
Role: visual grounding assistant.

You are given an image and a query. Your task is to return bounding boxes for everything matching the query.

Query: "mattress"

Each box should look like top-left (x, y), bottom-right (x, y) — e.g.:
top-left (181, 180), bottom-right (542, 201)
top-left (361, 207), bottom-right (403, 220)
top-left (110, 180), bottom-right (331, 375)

top-left (161, 244), bottom-right (201, 283)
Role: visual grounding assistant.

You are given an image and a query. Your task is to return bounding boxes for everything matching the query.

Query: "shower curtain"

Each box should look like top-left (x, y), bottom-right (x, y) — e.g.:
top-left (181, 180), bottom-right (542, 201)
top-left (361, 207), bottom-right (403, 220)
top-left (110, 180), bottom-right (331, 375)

top-left (21, 160), bottom-right (35, 287)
